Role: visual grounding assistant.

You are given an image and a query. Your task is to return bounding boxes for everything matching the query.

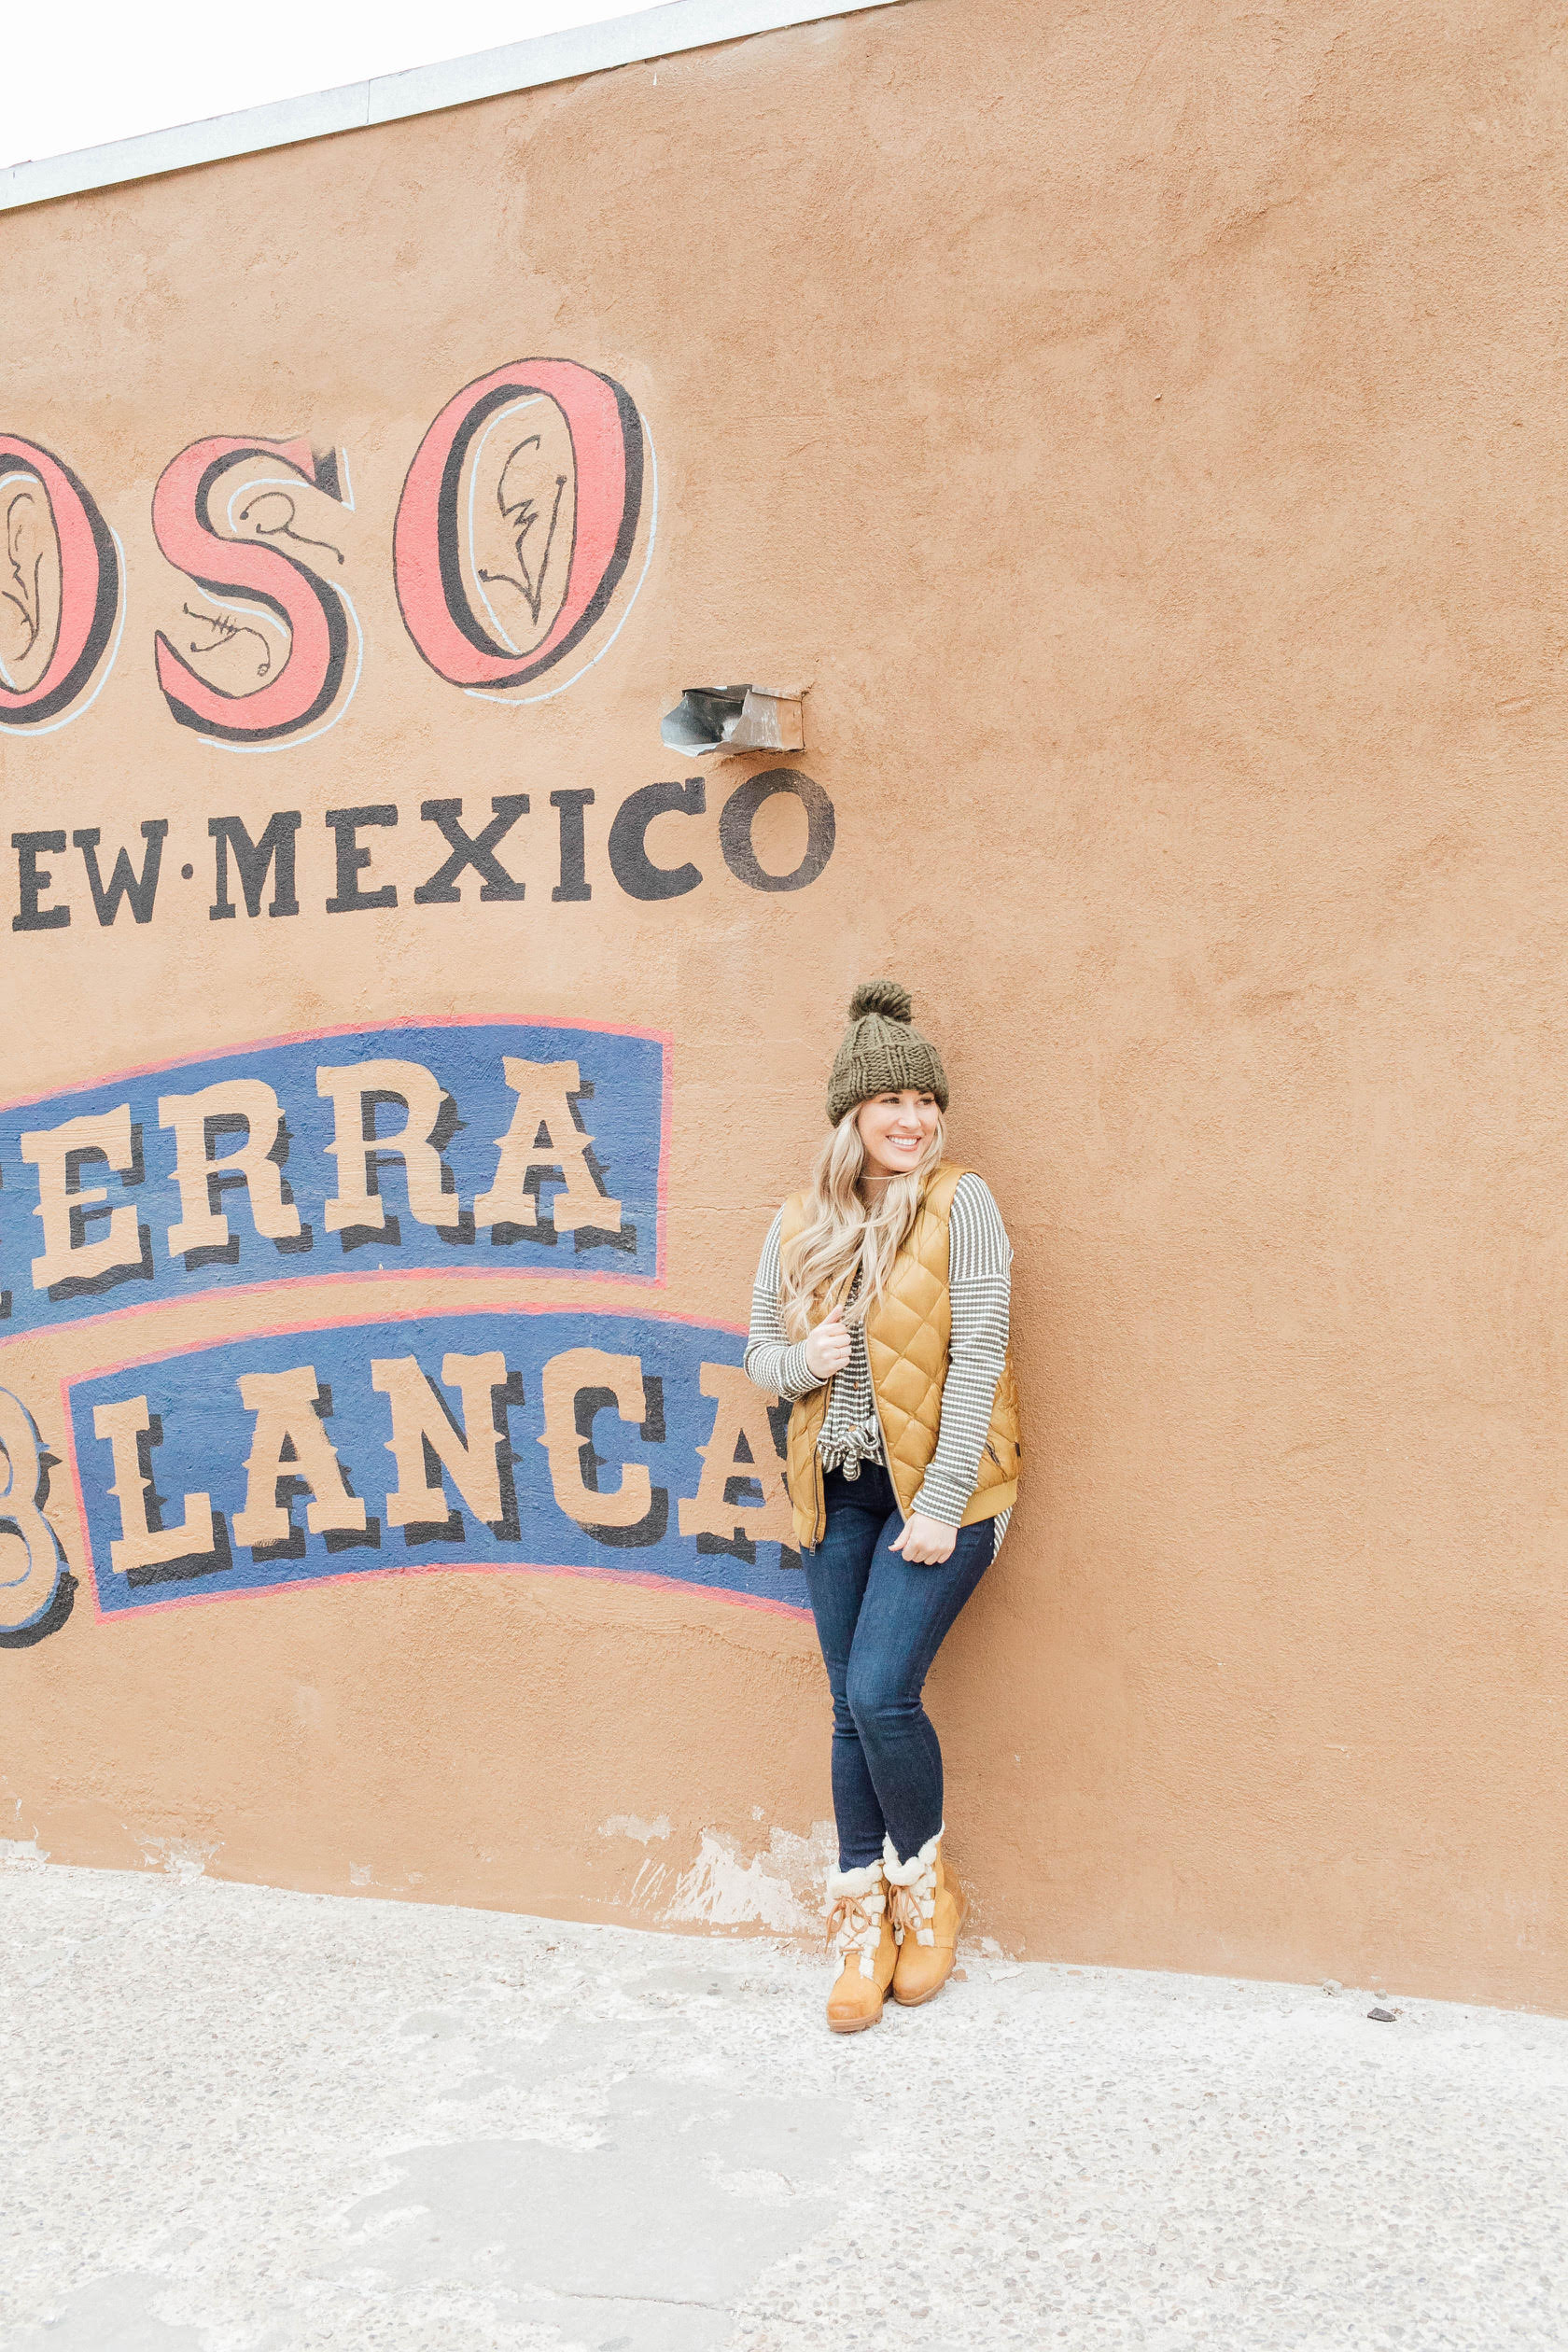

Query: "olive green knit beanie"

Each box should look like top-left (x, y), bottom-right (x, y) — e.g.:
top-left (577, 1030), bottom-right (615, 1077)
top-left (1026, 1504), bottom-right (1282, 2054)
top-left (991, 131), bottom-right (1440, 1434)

top-left (826, 980), bottom-right (949, 1126)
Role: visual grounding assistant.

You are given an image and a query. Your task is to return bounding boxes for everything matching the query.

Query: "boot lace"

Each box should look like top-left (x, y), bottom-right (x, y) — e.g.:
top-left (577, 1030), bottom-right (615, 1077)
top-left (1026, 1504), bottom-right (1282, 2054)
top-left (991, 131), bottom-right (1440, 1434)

top-left (825, 1884), bottom-right (887, 1981)
top-left (885, 1852), bottom-right (938, 1946)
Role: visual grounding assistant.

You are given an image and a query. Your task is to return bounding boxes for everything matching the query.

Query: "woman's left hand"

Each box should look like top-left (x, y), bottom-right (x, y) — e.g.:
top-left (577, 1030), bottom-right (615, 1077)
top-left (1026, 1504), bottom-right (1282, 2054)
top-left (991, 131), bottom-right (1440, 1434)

top-left (889, 1513), bottom-right (958, 1565)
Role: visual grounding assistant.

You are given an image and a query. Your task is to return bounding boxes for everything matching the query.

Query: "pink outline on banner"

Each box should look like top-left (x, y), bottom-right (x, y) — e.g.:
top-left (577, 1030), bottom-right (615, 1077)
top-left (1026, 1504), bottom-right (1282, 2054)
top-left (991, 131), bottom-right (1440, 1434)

top-left (59, 1298), bottom-right (809, 1628)
top-left (0, 1015), bottom-right (673, 1342)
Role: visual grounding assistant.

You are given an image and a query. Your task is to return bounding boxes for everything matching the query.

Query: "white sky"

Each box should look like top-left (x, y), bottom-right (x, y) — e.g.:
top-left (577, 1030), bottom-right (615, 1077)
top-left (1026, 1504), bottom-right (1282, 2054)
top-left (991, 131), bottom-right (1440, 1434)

top-left (3, 0), bottom-right (637, 172)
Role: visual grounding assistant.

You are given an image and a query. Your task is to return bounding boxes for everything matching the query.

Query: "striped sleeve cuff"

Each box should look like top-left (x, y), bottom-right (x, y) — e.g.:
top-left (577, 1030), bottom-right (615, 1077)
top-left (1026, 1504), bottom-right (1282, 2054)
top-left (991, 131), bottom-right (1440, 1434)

top-left (769, 1339), bottom-right (819, 1400)
top-left (909, 1471), bottom-right (970, 1528)
top-left (743, 1207), bottom-right (821, 1398)
top-left (743, 1335), bottom-right (820, 1398)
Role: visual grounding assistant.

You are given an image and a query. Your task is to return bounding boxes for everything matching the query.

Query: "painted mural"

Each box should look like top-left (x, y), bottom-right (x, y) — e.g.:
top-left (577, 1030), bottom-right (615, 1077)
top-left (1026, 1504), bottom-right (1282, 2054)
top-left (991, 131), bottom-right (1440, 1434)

top-left (8, 767), bottom-right (833, 930)
top-left (64, 1310), bottom-right (801, 1619)
top-left (0, 1020), bottom-right (666, 1332)
top-left (2, 359), bottom-right (653, 744)
top-left (0, 353), bottom-right (836, 1660)
top-left (6, 360), bottom-right (834, 917)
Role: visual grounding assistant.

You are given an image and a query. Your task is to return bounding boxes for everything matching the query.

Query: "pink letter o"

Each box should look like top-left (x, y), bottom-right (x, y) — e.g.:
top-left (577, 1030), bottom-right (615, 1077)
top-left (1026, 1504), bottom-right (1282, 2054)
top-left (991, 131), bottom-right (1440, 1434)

top-left (393, 360), bottom-right (643, 692)
top-left (0, 436), bottom-right (119, 729)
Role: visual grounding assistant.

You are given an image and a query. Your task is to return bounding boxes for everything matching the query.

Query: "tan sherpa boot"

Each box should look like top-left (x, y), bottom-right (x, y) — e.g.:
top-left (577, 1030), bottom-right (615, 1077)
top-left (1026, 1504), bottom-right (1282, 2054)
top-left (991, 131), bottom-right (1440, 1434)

top-left (824, 1861), bottom-right (897, 2033)
top-left (885, 1828), bottom-right (967, 2007)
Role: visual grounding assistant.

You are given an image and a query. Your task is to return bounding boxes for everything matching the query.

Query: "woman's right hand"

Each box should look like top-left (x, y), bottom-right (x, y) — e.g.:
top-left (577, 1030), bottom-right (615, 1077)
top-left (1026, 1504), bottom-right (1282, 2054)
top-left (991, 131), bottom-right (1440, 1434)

top-left (803, 1305), bottom-right (852, 1382)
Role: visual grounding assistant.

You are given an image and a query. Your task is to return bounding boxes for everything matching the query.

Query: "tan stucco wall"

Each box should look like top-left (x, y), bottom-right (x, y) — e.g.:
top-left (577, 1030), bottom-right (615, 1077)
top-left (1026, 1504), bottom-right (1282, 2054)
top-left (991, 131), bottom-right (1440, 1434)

top-left (3, 0), bottom-right (1565, 2010)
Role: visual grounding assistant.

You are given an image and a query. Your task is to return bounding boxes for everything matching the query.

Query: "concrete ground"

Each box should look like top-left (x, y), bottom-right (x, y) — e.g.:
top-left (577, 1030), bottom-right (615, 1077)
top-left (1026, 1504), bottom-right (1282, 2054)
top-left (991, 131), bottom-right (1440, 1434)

top-left (2, 1863), bottom-right (1565, 2352)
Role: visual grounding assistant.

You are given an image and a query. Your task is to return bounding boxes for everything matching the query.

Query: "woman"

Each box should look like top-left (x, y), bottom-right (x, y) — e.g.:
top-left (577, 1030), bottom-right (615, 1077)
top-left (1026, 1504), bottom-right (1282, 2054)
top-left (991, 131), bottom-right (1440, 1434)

top-left (744, 981), bottom-right (1020, 2032)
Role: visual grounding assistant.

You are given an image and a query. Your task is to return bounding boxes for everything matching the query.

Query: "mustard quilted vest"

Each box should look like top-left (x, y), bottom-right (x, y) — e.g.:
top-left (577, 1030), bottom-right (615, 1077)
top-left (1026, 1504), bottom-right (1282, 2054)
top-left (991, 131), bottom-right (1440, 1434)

top-left (777, 1162), bottom-right (1022, 1551)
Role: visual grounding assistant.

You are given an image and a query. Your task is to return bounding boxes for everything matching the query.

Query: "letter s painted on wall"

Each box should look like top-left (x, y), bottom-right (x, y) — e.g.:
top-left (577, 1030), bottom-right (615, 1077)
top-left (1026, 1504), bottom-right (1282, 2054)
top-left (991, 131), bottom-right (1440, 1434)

top-left (393, 360), bottom-right (646, 698)
top-left (0, 435), bottom-right (121, 734)
top-left (150, 437), bottom-right (357, 746)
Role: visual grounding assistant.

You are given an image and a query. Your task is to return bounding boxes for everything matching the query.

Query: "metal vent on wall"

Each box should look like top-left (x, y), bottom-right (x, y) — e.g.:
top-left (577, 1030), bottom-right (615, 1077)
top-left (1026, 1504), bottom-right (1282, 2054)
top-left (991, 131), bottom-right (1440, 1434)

top-left (660, 685), bottom-right (806, 757)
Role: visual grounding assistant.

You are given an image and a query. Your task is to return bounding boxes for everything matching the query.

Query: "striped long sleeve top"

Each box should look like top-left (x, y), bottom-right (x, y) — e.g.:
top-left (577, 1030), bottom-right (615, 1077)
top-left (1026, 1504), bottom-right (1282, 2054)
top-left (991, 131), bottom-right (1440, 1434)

top-left (744, 1173), bottom-right (1014, 1557)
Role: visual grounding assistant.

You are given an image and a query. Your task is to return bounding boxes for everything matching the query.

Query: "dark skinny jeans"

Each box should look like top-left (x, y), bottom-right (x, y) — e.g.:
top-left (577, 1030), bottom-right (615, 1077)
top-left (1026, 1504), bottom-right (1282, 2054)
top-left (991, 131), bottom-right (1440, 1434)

top-left (803, 1462), bottom-right (993, 1870)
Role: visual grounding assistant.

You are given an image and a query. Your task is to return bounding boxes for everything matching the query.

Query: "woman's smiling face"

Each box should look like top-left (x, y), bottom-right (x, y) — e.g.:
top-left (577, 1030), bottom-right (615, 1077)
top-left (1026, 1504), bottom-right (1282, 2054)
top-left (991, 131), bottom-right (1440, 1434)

top-left (854, 1088), bottom-right (941, 1183)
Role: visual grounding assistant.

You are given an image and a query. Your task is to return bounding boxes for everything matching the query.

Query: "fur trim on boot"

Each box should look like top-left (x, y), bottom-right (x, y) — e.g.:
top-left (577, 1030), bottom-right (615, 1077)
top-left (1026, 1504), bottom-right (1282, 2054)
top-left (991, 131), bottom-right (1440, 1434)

top-left (824, 1860), bottom-right (897, 2033)
top-left (884, 1828), bottom-right (966, 2007)
top-left (883, 1827), bottom-right (943, 1947)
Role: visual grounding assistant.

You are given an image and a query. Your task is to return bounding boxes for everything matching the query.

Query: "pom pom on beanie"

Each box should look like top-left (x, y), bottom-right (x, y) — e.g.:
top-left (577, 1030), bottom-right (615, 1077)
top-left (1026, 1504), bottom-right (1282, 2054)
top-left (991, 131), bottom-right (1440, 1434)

top-left (848, 978), bottom-right (913, 1024)
top-left (827, 979), bottom-right (949, 1127)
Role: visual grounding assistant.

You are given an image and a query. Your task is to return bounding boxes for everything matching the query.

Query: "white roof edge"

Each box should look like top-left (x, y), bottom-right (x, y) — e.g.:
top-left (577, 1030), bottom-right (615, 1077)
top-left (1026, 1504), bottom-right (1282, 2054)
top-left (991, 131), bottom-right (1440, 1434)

top-left (0, 0), bottom-right (906, 215)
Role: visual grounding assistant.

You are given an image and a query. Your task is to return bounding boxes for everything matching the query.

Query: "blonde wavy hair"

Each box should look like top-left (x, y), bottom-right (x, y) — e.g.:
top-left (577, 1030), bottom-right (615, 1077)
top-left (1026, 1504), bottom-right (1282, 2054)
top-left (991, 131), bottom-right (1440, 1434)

top-left (779, 1106), bottom-right (946, 1341)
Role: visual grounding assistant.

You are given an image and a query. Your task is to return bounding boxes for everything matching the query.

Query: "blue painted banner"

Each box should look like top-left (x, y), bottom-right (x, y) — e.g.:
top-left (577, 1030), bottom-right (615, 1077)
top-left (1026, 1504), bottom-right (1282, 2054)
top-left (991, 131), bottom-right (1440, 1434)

top-left (65, 1309), bottom-right (805, 1617)
top-left (0, 1021), bottom-right (665, 1332)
